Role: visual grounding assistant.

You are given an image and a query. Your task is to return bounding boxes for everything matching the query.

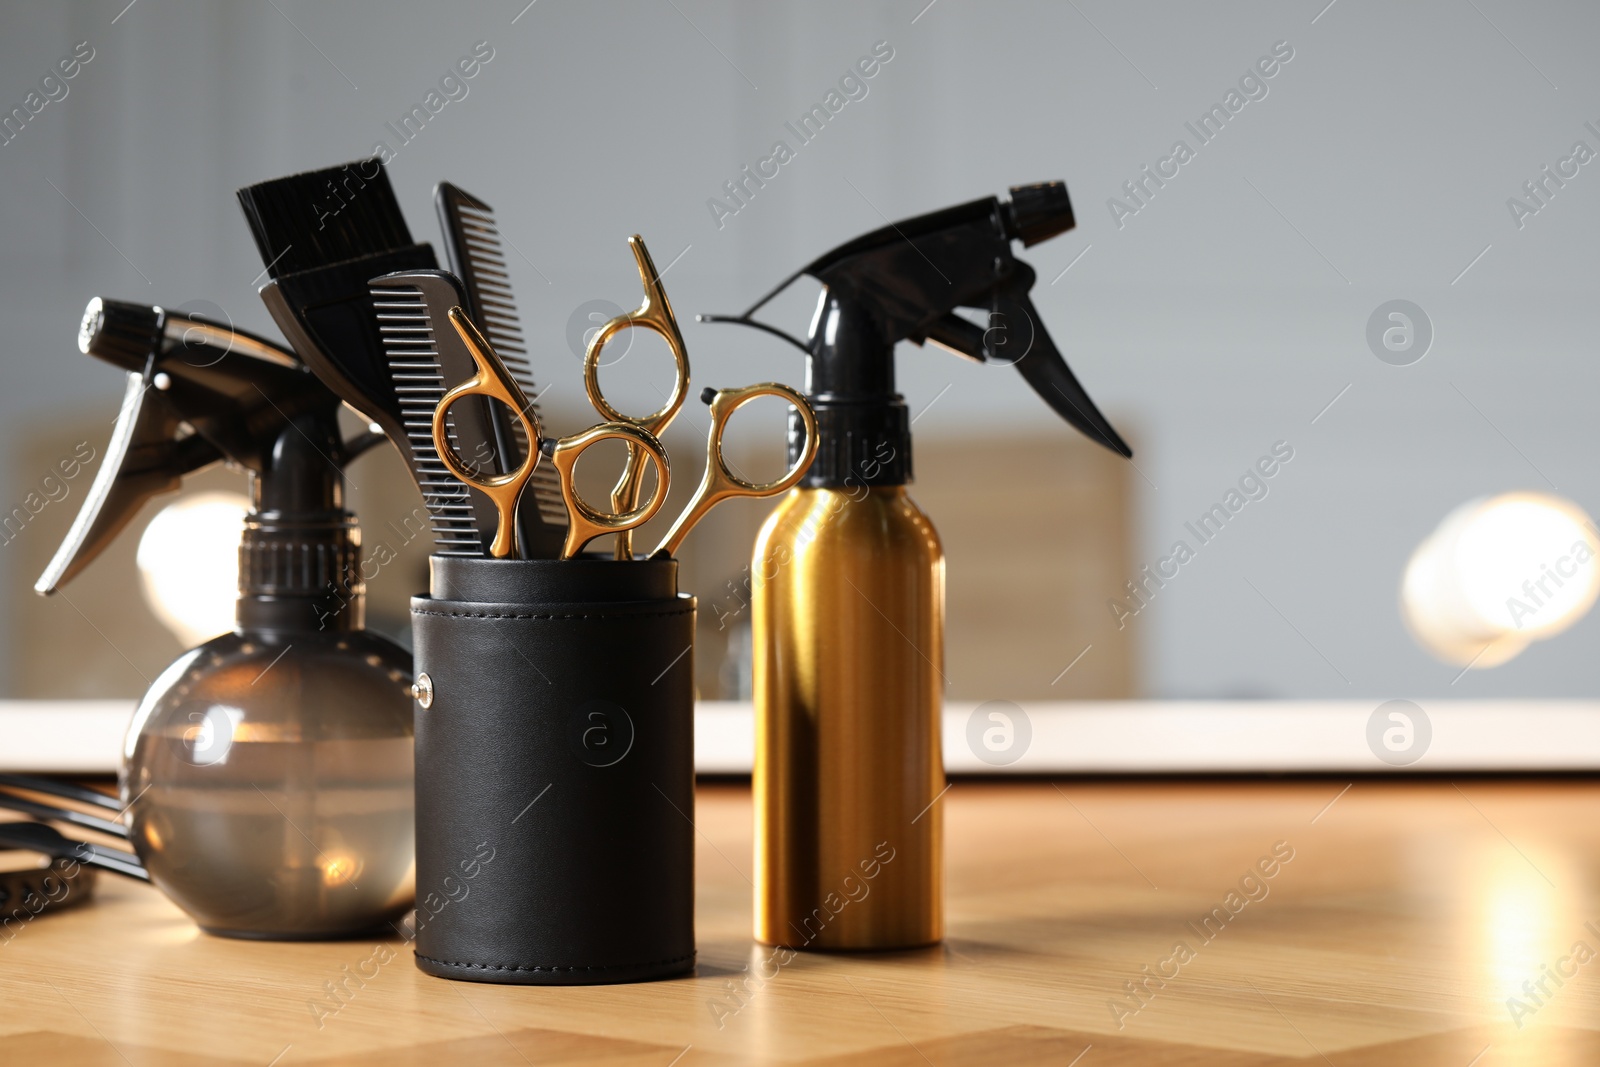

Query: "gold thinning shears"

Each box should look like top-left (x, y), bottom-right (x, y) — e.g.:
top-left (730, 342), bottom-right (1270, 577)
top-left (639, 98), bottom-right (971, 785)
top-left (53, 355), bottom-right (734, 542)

top-left (433, 306), bottom-right (670, 560)
top-left (585, 236), bottom-right (819, 560)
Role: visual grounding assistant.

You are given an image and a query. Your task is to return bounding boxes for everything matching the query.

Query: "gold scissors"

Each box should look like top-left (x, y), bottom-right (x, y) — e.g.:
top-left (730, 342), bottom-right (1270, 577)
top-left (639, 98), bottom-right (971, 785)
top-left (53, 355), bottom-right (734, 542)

top-left (647, 382), bottom-right (819, 559)
top-left (434, 306), bottom-right (671, 560)
top-left (584, 235), bottom-right (691, 559)
top-left (586, 236), bottom-right (819, 560)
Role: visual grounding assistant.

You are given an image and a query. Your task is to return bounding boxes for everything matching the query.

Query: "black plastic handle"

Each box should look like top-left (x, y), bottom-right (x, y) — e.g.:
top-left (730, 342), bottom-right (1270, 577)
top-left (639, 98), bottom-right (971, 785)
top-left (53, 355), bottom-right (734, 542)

top-left (0, 821), bottom-right (148, 881)
top-left (0, 774), bottom-right (127, 812)
top-left (0, 793), bottom-right (128, 839)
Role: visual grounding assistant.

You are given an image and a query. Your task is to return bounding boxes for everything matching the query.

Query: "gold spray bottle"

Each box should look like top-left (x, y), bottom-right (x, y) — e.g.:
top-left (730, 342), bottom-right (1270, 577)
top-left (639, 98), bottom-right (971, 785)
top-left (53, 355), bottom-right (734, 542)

top-left (712, 183), bottom-right (1132, 949)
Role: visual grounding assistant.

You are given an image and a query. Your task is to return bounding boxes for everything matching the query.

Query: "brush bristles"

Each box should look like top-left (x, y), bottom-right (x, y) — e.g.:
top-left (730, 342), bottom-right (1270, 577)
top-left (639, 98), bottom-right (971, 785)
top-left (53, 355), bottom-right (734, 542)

top-left (239, 159), bottom-right (413, 278)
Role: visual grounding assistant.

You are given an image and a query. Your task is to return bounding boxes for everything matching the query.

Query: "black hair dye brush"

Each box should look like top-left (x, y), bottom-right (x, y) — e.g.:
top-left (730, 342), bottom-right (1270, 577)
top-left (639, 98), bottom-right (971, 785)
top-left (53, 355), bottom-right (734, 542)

top-left (238, 159), bottom-right (513, 555)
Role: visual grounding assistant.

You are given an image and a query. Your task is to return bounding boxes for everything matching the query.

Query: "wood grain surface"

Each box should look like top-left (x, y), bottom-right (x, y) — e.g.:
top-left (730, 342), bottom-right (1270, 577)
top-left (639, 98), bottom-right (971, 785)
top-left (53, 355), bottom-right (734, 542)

top-left (2, 780), bottom-right (1597, 1064)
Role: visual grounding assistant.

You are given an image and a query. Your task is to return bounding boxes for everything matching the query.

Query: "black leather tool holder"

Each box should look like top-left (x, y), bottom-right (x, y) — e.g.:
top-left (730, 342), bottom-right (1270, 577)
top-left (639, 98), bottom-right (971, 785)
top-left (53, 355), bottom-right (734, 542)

top-left (410, 555), bottom-right (696, 984)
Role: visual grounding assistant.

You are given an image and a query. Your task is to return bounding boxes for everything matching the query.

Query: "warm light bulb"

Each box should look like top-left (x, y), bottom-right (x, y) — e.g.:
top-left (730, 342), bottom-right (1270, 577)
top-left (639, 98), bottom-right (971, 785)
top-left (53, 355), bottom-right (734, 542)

top-left (136, 492), bottom-right (249, 646)
top-left (1402, 492), bottom-right (1600, 668)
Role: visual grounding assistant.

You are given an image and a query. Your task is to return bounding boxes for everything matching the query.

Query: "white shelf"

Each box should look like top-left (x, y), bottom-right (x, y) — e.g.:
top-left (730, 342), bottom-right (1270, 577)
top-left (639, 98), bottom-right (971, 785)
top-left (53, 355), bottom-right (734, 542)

top-left (3, 700), bottom-right (1595, 775)
top-left (0, 701), bottom-right (137, 774)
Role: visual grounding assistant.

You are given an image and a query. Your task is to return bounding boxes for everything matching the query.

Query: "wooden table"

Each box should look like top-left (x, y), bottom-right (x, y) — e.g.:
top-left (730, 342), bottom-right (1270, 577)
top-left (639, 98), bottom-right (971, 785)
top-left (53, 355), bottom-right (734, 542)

top-left (3, 780), bottom-right (1598, 1065)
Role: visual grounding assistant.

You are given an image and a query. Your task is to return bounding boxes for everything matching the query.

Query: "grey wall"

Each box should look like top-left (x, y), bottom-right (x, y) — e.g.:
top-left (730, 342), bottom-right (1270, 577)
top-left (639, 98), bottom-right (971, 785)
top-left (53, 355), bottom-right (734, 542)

top-left (2, 0), bottom-right (1596, 698)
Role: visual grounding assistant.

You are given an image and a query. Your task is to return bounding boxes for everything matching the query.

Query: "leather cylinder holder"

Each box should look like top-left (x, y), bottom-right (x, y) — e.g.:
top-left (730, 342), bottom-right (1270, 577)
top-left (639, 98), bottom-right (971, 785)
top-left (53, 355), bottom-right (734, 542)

top-left (410, 555), bottom-right (696, 984)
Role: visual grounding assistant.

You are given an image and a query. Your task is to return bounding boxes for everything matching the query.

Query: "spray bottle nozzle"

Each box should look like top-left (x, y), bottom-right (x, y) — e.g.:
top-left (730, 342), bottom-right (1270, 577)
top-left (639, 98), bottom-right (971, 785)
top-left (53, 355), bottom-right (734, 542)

top-left (38, 298), bottom-right (381, 603)
top-left (1001, 182), bottom-right (1076, 247)
top-left (701, 180), bottom-right (1131, 486)
top-left (79, 297), bottom-right (162, 371)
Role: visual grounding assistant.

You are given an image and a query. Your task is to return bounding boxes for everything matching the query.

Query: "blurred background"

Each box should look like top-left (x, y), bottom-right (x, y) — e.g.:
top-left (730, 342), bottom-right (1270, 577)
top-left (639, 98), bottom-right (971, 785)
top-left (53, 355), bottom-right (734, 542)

top-left (2, 0), bottom-right (1597, 704)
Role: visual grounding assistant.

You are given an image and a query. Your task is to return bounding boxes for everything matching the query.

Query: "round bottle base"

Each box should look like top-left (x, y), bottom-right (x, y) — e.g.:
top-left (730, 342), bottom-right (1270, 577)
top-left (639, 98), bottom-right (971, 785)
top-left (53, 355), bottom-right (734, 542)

top-left (414, 950), bottom-right (696, 986)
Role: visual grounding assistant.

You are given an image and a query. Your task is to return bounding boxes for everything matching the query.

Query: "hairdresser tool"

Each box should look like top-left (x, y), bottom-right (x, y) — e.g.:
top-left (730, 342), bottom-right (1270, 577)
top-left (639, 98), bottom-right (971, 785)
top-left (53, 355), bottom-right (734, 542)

top-left (435, 183), bottom-right (568, 556)
top-left (37, 296), bottom-right (415, 939)
top-left (0, 847), bottom-right (98, 924)
top-left (0, 790), bottom-right (127, 840)
top-left (465, 304), bottom-right (816, 560)
top-left (35, 307), bottom-right (301, 592)
top-left (368, 268), bottom-right (520, 559)
top-left (396, 242), bottom-right (755, 984)
top-left (376, 267), bottom-right (562, 507)
top-left (0, 775), bottom-right (125, 814)
top-left (367, 274), bottom-right (484, 558)
top-left (649, 383), bottom-right (818, 560)
top-left (579, 236), bottom-right (820, 559)
top-left (0, 775), bottom-right (138, 922)
top-left (704, 182), bottom-right (1129, 457)
top-left (438, 306), bottom-right (670, 559)
top-left (394, 252), bottom-right (699, 984)
top-left (37, 300), bottom-right (350, 592)
top-left (582, 235), bottom-right (690, 559)
top-left (375, 267), bottom-right (670, 560)
top-left (704, 182), bottom-right (1132, 950)
top-left (394, 259), bottom-right (819, 560)
top-left (239, 159), bottom-right (517, 555)
top-left (0, 821), bottom-right (140, 881)
top-left (0, 778), bottom-right (143, 888)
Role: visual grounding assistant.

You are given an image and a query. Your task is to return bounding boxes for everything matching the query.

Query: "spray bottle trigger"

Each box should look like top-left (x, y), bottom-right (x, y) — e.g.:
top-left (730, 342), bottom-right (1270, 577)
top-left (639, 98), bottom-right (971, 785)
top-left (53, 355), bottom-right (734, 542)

top-left (990, 264), bottom-right (1132, 459)
top-left (34, 372), bottom-right (222, 595)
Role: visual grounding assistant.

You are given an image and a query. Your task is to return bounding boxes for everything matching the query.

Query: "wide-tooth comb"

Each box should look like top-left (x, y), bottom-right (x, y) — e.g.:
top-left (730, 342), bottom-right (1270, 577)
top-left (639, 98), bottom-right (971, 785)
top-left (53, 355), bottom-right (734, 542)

top-left (435, 183), bottom-right (566, 534)
top-left (369, 281), bottom-right (486, 557)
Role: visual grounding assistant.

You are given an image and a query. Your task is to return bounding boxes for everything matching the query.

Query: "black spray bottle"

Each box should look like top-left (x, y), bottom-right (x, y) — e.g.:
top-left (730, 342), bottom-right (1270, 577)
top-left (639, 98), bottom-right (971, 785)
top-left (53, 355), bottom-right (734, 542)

top-left (705, 183), bottom-right (1131, 949)
top-left (37, 298), bottom-right (415, 938)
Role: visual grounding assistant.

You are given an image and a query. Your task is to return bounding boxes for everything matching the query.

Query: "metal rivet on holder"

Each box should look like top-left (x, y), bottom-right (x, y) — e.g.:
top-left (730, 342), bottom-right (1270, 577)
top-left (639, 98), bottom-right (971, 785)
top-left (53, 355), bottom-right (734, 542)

top-left (412, 672), bottom-right (434, 709)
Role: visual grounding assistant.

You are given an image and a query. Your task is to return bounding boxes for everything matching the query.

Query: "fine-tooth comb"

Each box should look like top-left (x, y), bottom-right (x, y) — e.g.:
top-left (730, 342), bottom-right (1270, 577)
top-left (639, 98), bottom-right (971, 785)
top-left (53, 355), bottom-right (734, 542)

top-left (369, 279), bottom-right (487, 557)
top-left (436, 183), bottom-right (567, 558)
